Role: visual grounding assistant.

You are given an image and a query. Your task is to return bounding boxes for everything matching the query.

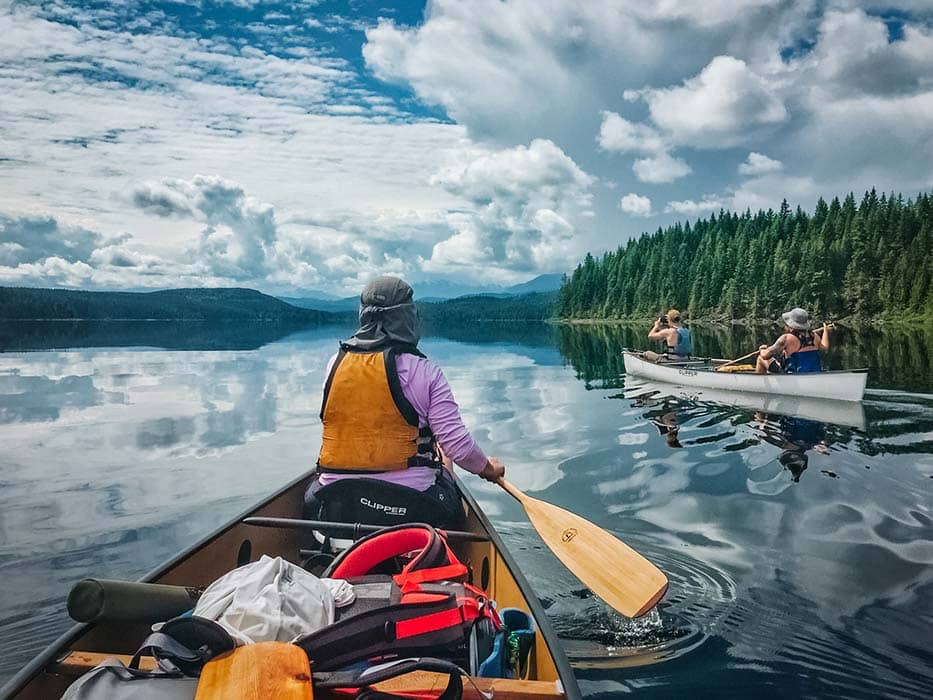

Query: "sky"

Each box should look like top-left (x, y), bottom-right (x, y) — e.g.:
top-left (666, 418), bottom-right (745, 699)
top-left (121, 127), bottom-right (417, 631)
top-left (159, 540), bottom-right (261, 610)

top-left (1, 0), bottom-right (932, 296)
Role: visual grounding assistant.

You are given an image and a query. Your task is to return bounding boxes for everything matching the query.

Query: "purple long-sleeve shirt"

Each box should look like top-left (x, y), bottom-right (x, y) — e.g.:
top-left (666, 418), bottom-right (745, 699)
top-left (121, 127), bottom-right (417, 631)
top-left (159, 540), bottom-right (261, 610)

top-left (317, 352), bottom-right (489, 491)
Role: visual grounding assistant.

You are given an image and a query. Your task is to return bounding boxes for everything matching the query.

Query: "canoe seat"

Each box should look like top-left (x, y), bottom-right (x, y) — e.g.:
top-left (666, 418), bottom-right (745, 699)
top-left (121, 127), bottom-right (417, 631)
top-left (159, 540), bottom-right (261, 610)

top-left (304, 477), bottom-right (465, 530)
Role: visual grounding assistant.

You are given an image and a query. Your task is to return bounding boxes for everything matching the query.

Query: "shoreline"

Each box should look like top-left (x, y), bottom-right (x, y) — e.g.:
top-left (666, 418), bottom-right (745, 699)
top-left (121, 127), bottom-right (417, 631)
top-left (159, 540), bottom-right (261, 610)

top-left (553, 316), bottom-right (932, 328)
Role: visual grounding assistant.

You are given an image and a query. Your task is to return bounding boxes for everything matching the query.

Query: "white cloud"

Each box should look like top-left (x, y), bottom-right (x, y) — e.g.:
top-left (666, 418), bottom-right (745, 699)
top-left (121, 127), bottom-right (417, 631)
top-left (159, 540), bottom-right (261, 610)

top-left (3, 0), bottom-right (933, 294)
top-left (739, 152), bottom-right (783, 176)
top-left (729, 174), bottom-right (820, 213)
top-left (425, 139), bottom-right (594, 276)
top-left (598, 112), bottom-right (667, 154)
top-left (361, 1), bottom-right (807, 146)
top-left (619, 193), bottom-right (653, 217)
top-left (0, 215), bottom-right (110, 266)
top-left (665, 196), bottom-right (729, 215)
top-left (635, 56), bottom-right (787, 148)
top-left (132, 175), bottom-right (278, 280)
top-left (633, 153), bottom-right (692, 184)
top-left (797, 9), bottom-right (933, 98)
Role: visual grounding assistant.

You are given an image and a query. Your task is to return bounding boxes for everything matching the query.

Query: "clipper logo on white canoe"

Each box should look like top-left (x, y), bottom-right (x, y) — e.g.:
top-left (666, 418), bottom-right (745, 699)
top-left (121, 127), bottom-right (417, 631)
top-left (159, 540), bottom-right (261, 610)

top-left (360, 498), bottom-right (407, 516)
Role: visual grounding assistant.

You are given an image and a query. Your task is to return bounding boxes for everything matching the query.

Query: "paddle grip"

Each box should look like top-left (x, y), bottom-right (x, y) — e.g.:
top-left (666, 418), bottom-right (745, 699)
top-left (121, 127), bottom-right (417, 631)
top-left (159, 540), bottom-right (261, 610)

top-left (67, 578), bottom-right (201, 623)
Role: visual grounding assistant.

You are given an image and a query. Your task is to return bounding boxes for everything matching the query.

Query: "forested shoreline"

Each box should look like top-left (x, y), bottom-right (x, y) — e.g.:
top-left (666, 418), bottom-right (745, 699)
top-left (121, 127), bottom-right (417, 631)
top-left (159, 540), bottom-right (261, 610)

top-left (557, 189), bottom-right (932, 324)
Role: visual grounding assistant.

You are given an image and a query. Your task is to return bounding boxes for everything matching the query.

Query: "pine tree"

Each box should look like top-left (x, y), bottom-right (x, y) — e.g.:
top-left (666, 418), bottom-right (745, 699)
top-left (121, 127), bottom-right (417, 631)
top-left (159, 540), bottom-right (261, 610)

top-left (557, 188), bottom-right (932, 321)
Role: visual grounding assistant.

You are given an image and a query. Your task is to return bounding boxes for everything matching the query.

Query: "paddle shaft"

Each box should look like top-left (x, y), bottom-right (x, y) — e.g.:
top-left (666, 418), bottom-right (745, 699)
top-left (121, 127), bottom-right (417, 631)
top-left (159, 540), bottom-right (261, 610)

top-left (715, 349), bottom-right (760, 370)
top-left (496, 477), bottom-right (667, 618)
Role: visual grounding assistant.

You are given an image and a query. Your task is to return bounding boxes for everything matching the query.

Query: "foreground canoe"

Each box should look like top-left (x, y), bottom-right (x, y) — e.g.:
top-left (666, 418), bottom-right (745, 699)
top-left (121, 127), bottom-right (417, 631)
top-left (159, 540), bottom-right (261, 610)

top-left (625, 378), bottom-right (867, 429)
top-left (0, 470), bottom-right (581, 700)
top-left (623, 351), bottom-right (868, 402)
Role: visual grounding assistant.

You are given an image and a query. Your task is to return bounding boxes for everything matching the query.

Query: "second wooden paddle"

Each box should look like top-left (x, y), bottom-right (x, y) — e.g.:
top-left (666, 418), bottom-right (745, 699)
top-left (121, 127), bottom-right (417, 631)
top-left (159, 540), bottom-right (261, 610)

top-left (714, 348), bottom-right (761, 371)
top-left (497, 478), bottom-right (668, 618)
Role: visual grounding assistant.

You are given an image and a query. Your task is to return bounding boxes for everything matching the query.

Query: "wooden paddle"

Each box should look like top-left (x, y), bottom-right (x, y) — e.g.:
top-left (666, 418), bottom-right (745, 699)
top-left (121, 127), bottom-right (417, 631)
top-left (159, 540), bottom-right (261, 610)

top-left (496, 478), bottom-right (668, 618)
top-left (195, 642), bottom-right (312, 700)
top-left (714, 348), bottom-right (761, 371)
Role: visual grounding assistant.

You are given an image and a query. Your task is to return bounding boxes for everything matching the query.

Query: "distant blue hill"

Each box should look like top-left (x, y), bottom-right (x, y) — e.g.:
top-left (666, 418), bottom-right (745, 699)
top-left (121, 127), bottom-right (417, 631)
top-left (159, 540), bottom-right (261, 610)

top-left (504, 273), bottom-right (563, 295)
top-left (280, 295), bottom-right (359, 313)
top-left (0, 286), bottom-right (348, 323)
top-left (283, 274), bottom-right (565, 311)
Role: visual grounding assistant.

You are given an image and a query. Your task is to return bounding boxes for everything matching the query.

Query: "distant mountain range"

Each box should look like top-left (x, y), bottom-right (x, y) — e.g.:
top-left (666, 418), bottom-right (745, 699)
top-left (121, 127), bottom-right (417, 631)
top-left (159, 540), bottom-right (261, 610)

top-left (0, 287), bottom-right (347, 323)
top-left (281, 274), bottom-right (564, 312)
top-left (0, 283), bottom-right (559, 324)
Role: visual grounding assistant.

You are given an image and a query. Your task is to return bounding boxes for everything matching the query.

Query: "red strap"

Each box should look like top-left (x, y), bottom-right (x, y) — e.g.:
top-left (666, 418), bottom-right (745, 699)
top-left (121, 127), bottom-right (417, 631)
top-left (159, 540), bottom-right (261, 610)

top-left (400, 592), bottom-right (449, 605)
top-left (395, 608), bottom-right (465, 639)
top-left (395, 563), bottom-right (468, 586)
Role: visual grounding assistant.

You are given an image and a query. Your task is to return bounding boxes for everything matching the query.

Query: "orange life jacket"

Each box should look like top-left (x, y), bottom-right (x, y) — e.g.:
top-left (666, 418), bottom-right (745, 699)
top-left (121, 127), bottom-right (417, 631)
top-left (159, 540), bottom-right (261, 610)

top-left (317, 347), bottom-right (439, 472)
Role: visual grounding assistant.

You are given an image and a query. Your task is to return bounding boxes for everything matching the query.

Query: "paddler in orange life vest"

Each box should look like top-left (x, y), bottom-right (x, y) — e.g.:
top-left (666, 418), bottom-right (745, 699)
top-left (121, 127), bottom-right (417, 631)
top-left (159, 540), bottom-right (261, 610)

top-left (305, 276), bottom-right (506, 527)
top-left (756, 308), bottom-right (831, 374)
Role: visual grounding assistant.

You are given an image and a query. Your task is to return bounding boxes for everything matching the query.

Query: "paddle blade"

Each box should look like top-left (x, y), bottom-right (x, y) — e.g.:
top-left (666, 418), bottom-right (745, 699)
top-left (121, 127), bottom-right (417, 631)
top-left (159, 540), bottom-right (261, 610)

top-left (195, 642), bottom-right (313, 700)
top-left (521, 494), bottom-right (668, 617)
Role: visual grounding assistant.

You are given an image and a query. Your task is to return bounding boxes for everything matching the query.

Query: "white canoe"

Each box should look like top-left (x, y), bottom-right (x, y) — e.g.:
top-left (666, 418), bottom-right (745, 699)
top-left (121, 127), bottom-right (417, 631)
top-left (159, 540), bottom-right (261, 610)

top-left (622, 351), bottom-right (868, 403)
top-left (623, 378), bottom-right (867, 429)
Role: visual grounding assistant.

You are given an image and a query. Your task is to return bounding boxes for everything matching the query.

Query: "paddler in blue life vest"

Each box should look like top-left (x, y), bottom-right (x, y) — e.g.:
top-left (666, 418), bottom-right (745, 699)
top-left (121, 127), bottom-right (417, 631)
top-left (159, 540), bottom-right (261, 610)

top-left (755, 308), bottom-right (831, 374)
top-left (645, 309), bottom-right (693, 362)
top-left (304, 276), bottom-right (506, 528)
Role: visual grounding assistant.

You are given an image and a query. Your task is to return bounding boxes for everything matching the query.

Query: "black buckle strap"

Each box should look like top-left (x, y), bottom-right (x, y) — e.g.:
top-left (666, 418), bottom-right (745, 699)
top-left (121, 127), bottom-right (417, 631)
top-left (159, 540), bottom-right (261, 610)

top-left (315, 657), bottom-right (468, 700)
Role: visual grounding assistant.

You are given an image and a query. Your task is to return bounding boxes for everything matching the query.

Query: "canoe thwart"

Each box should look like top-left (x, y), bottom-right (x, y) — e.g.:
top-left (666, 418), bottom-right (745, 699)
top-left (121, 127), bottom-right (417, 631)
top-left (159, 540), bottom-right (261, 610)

top-left (243, 517), bottom-right (489, 542)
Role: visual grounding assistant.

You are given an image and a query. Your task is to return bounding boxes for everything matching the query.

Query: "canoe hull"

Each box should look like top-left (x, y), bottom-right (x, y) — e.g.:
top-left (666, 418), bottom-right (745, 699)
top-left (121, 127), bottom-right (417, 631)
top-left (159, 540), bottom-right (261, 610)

top-left (1, 471), bottom-right (579, 700)
top-left (623, 352), bottom-right (868, 402)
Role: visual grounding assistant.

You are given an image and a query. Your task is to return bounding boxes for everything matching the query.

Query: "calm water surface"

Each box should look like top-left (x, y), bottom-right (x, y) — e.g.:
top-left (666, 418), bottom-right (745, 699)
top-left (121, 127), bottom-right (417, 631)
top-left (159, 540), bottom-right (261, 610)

top-left (1, 322), bottom-right (931, 698)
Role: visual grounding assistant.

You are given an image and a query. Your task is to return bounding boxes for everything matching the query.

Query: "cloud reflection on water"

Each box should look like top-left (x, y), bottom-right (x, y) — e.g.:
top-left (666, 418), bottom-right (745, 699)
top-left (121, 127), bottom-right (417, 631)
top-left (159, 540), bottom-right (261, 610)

top-left (1, 324), bottom-right (932, 697)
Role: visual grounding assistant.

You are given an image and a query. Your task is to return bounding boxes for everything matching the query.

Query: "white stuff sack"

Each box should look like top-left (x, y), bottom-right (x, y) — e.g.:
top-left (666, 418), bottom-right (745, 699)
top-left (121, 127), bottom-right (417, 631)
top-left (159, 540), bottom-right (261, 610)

top-left (193, 555), bottom-right (352, 645)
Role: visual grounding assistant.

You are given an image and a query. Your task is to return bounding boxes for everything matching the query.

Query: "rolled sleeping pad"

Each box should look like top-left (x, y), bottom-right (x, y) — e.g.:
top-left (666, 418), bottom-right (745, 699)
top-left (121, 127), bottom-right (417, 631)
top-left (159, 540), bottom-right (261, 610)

top-left (67, 578), bottom-right (202, 624)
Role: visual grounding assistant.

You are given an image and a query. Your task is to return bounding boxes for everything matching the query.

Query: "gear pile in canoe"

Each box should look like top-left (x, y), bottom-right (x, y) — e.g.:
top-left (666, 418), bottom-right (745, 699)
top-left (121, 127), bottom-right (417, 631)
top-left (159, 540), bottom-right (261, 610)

top-left (2, 469), bottom-right (669, 700)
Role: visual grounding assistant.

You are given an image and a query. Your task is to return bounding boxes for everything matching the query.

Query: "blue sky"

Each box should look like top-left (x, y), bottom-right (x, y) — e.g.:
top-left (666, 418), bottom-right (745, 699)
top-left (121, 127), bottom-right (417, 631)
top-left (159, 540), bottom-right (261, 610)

top-left (1, 0), bottom-right (932, 295)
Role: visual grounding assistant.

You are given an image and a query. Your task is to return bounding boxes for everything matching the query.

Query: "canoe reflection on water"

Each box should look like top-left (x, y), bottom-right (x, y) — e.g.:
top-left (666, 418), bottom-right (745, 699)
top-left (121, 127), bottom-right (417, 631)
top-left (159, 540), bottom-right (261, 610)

top-left (622, 379), bottom-right (866, 483)
top-left (624, 379), bottom-right (866, 429)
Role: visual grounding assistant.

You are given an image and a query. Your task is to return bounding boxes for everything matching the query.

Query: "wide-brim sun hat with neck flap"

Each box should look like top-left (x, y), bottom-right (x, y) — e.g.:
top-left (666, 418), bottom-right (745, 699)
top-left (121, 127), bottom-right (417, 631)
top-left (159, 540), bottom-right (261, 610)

top-left (781, 307), bottom-right (811, 330)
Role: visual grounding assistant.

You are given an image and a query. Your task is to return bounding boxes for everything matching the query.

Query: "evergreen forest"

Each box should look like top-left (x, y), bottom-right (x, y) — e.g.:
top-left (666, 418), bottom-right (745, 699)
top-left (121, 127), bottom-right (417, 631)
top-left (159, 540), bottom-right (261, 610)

top-left (558, 190), bottom-right (933, 323)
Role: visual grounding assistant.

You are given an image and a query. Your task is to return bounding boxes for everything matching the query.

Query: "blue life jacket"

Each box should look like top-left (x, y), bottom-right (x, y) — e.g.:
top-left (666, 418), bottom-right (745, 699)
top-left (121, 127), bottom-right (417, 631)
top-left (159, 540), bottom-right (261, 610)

top-left (783, 332), bottom-right (821, 373)
top-left (780, 416), bottom-right (825, 448)
top-left (667, 327), bottom-right (692, 356)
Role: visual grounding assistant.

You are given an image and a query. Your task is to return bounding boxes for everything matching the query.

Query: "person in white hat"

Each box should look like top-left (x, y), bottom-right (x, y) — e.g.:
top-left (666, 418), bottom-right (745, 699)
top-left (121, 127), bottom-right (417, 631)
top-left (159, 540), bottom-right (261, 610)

top-left (755, 308), bottom-right (831, 374)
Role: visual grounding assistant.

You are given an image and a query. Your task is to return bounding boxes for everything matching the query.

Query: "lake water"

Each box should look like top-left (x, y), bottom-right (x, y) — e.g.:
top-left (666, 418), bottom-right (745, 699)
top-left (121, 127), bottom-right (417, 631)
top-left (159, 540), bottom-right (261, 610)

top-left (1, 322), bottom-right (932, 698)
